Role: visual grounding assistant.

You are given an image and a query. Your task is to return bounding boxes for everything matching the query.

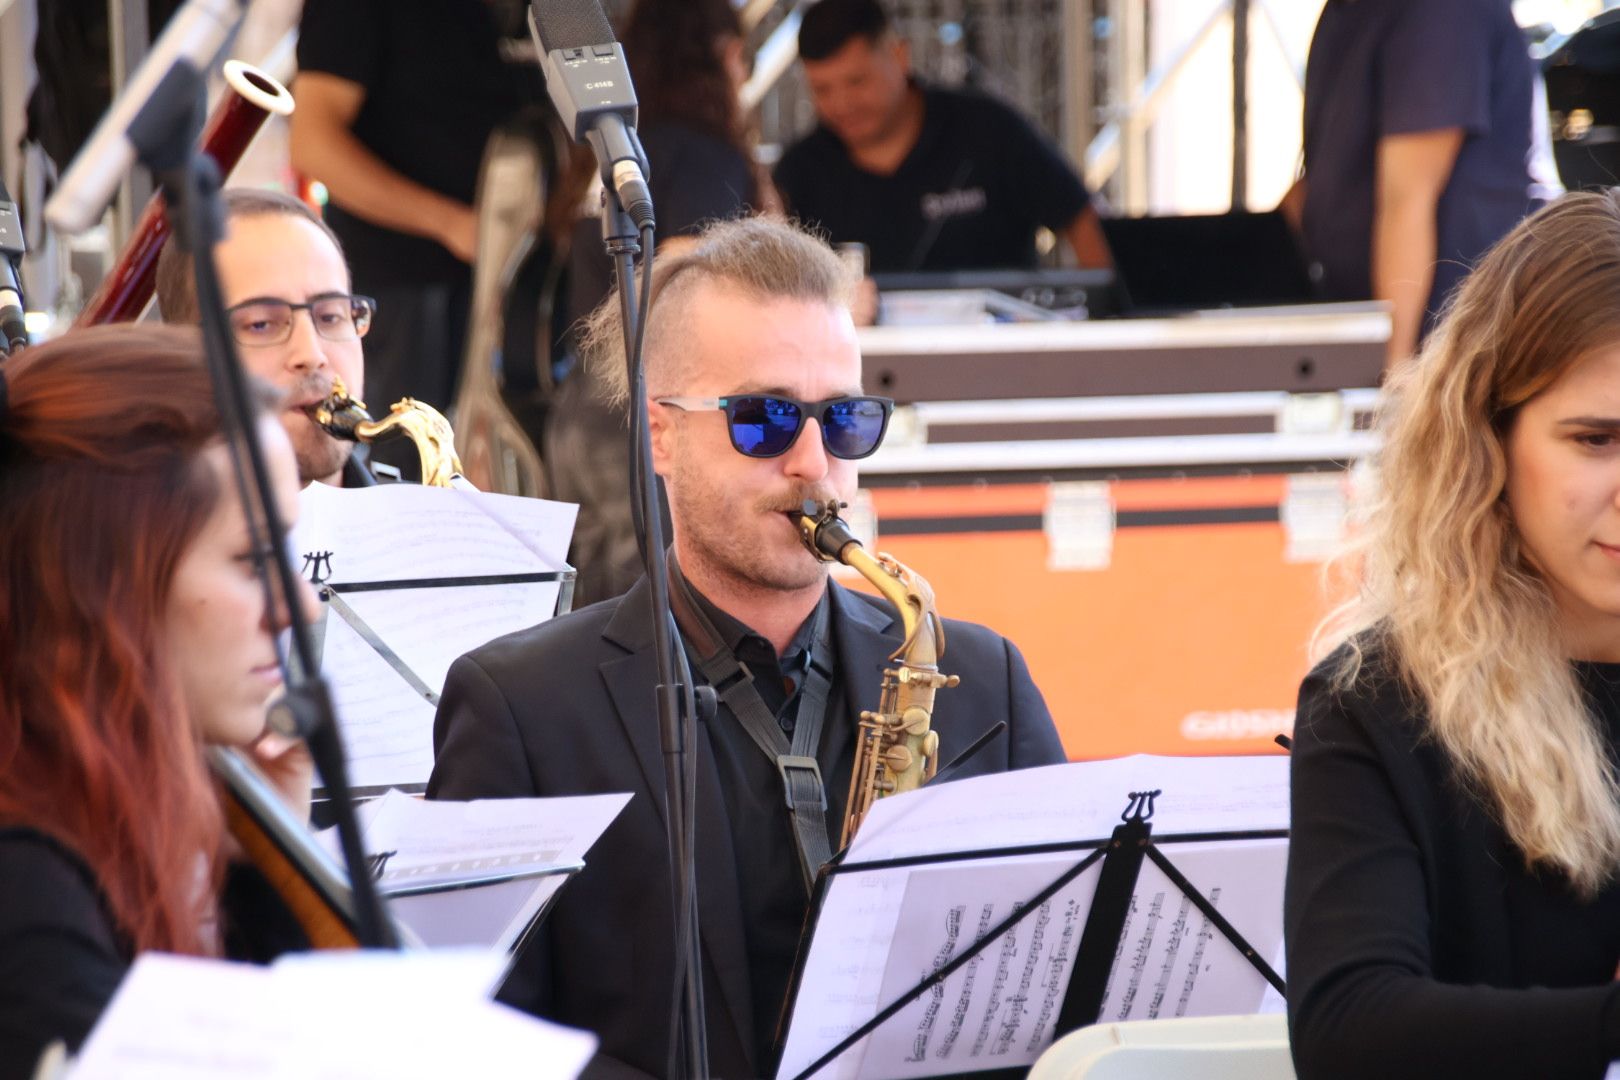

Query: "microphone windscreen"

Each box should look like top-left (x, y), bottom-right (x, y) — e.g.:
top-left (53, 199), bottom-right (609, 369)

top-left (528, 0), bottom-right (614, 52)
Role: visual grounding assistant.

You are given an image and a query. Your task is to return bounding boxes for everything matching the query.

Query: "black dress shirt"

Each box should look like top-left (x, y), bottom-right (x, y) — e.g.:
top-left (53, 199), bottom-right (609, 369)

top-left (686, 584), bottom-right (851, 1068)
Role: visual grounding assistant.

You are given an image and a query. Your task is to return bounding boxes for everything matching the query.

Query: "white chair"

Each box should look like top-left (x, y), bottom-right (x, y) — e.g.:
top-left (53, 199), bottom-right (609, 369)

top-left (1027, 1013), bottom-right (1296, 1080)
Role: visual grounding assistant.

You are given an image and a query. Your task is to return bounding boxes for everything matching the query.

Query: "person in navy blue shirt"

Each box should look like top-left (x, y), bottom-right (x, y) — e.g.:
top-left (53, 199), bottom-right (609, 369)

top-left (774, 0), bottom-right (1110, 274)
top-left (1286, 0), bottom-right (1536, 368)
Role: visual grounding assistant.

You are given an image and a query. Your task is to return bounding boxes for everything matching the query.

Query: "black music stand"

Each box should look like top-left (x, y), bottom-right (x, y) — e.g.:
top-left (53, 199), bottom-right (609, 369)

top-left (300, 562), bottom-right (575, 802)
top-left (773, 790), bottom-right (1288, 1080)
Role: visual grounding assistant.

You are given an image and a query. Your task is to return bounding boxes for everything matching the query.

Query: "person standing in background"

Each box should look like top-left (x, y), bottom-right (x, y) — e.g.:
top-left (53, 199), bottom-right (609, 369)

top-left (1287, 0), bottom-right (1536, 368)
top-left (290, 0), bottom-right (540, 437)
top-left (546, 0), bottom-right (766, 608)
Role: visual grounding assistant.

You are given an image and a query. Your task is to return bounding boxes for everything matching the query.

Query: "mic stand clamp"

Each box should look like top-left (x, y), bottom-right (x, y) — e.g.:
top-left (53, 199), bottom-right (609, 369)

top-left (123, 54), bottom-right (397, 950)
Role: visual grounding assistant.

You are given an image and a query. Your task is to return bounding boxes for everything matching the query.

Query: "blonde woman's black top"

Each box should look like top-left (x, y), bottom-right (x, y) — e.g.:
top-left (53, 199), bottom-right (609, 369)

top-left (1286, 642), bottom-right (1620, 1080)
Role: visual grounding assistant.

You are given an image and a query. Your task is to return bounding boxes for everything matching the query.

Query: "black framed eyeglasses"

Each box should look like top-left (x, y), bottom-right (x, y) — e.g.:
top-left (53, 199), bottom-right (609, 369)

top-left (656, 394), bottom-right (895, 460)
top-left (226, 294), bottom-right (377, 347)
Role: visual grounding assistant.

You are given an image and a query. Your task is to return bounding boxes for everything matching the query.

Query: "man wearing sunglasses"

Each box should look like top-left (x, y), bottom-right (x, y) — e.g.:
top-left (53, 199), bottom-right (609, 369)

top-left (429, 217), bottom-right (1064, 1078)
top-left (155, 188), bottom-right (376, 489)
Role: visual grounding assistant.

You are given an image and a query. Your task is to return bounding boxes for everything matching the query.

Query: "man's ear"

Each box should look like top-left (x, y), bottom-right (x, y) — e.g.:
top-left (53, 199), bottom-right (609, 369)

top-left (648, 397), bottom-right (676, 480)
top-left (892, 36), bottom-right (911, 75)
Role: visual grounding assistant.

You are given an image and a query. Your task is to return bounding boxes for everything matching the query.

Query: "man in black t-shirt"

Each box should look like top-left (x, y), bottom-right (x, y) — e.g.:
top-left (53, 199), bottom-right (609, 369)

top-left (774, 0), bottom-right (1109, 274)
top-left (290, 0), bottom-right (540, 432)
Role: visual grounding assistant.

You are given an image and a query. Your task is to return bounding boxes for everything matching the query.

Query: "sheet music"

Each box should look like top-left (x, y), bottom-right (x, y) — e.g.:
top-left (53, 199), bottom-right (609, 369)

top-left (356, 788), bottom-right (630, 890)
top-left (858, 855), bottom-right (1102, 1079)
top-left (296, 481), bottom-right (576, 585)
top-left (67, 951), bottom-right (598, 1079)
top-left (292, 483), bottom-right (577, 790)
top-left (775, 756), bottom-right (1290, 1080)
top-left (311, 790), bottom-right (630, 956)
top-left (319, 584), bottom-right (560, 790)
top-left (1092, 839), bottom-right (1286, 1023)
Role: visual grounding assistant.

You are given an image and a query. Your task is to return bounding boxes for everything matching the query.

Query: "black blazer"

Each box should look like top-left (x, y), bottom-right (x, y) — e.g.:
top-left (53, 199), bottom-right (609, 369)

top-left (1286, 643), bottom-right (1620, 1080)
top-left (428, 576), bottom-right (1065, 1078)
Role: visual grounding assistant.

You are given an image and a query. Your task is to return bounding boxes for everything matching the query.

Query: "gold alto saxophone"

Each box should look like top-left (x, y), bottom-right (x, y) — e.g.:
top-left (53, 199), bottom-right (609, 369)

top-left (798, 498), bottom-right (960, 846)
top-left (310, 377), bottom-right (464, 489)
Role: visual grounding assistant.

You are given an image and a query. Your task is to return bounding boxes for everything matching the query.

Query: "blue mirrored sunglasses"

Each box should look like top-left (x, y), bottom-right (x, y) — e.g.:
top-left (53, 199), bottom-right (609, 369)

top-left (655, 394), bottom-right (895, 460)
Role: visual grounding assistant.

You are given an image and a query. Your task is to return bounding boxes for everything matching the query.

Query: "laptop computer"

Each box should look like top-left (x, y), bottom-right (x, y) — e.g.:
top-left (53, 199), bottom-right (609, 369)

top-left (1098, 210), bottom-right (1317, 316)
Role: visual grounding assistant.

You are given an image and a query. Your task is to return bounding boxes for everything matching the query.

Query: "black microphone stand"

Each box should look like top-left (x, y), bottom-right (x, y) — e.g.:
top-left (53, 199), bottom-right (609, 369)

top-left (602, 188), bottom-right (711, 1079)
top-left (124, 60), bottom-right (397, 949)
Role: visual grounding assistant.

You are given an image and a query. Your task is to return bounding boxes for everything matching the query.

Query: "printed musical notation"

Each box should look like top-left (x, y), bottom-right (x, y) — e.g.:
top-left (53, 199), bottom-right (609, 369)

top-left (774, 756), bottom-right (1291, 1080)
top-left (862, 857), bottom-right (1096, 1079)
top-left (291, 482), bottom-right (577, 791)
top-left (1097, 842), bottom-right (1285, 1026)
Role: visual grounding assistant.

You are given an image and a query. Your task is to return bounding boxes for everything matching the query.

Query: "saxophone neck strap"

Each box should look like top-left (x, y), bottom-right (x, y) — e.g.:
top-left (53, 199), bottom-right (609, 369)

top-left (666, 556), bottom-right (836, 891)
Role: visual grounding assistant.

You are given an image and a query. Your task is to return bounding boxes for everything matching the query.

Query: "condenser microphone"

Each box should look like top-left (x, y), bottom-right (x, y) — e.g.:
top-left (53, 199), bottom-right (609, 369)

top-left (45, 0), bottom-right (245, 235)
top-left (0, 182), bottom-right (28, 356)
top-left (526, 0), bottom-right (655, 230)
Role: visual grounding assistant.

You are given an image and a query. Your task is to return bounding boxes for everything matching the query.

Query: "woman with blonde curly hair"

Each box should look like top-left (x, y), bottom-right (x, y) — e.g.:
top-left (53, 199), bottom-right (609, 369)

top-left (1286, 189), bottom-right (1620, 1078)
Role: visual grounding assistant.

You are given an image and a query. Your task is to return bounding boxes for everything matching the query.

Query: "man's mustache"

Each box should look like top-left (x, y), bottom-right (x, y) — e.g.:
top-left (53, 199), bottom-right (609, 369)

top-left (758, 487), bottom-right (841, 516)
top-left (287, 374), bottom-right (336, 410)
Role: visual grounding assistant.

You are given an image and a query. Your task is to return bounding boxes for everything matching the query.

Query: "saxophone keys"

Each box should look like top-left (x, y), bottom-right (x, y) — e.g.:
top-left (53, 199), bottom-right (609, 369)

top-left (882, 745), bottom-right (914, 773)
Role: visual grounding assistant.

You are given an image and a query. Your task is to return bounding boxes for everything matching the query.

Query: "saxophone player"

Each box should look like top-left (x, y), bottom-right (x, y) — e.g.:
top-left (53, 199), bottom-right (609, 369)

top-left (154, 188), bottom-right (378, 489)
top-left (428, 217), bottom-right (1065, 1078)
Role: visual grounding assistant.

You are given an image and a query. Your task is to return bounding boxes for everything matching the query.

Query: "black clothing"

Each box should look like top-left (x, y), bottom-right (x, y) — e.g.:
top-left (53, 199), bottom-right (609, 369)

top-left (562, 122), bottom-right (757, 338)
top-left (547, 122), bottom-right (755, 608)
top-left (339, 444), bottom-right (379, 487)
top-left (25, 0), bottom-right (183, 174)
top-left (686, 585), bottom-right (840, 1067)
top-left (295, 0), bottom-right (540, 290)
top-left (1286, 641), bottom-right (1620, 1080)
top-left (427, 575), bottom-right (1065, 1078)
top-left (0, 829), bottom-right (127, 1080)
top-left (774, 83), bottom-right (1091, 273)
top-left (1302, 0), bottom-right (1534, 329)
top-left (0, 827), bottom-right (311, 1079)
top-left (297, 0), bottom-right (540, 442)
top-left (356, 277), bottom-right (471, 427)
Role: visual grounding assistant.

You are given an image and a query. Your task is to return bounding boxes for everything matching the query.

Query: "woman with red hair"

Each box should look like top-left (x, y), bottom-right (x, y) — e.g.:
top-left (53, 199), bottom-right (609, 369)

top-left (0, 324), bottom-right (315, 1075)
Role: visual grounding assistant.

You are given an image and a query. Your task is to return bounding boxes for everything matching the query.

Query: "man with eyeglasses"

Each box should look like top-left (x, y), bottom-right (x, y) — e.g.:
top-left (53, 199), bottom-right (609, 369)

top-left (154, 188), bottom-right (376, 488)
top-left (428, 217), bottom-right (1064, 1078)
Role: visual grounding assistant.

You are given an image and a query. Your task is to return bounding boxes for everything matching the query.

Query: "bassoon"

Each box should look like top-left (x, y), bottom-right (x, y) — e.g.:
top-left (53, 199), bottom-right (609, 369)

top-left (75, 60), bottom-right (295, 326)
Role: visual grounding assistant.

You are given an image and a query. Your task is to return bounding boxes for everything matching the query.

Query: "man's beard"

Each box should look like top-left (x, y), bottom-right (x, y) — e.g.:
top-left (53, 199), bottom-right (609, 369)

top-left (292, 425), bottom-right (352, 485)
top-left (285, 372), bottom-right (350, 484)
top-left (670, 462), bottom-right (837, 597)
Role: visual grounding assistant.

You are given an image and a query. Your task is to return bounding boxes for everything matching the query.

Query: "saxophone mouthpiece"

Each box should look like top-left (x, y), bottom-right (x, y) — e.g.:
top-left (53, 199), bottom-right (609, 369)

top-left (798, 497), bottom-right (861, 563)
top-left (309, 377), bottom-right (372, 442)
